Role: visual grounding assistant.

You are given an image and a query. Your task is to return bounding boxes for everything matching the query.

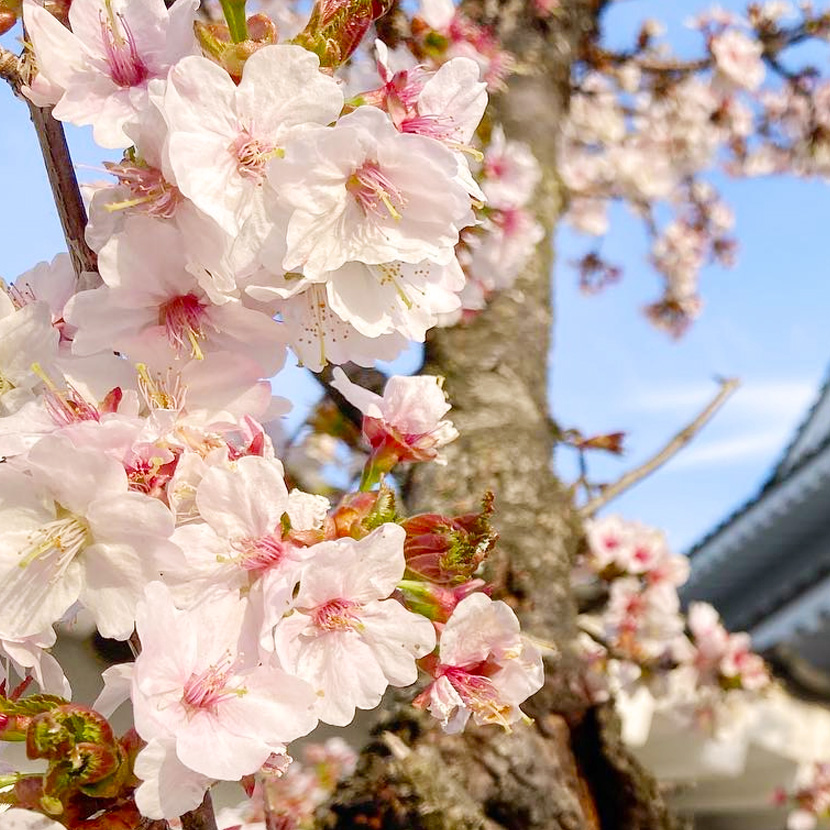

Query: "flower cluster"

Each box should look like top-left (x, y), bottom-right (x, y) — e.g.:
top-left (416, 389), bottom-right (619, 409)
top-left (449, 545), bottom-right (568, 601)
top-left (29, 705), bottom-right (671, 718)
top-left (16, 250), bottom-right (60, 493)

top-left (0, 0), bottom-right (549, 822)
top-left (560, 2), bottom-right (830, 334)
top-left (577, 515), bottom-right (770, 734)
top-left (775, 762), bottom-right (830, 830)
top-left (216, 738), bottom-right (357, 830)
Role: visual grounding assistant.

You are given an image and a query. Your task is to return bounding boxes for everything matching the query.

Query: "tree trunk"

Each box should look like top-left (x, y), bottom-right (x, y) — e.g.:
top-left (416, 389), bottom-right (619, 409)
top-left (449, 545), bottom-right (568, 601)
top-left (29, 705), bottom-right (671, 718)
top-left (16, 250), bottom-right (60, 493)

top-left (323, 2), bottom-right (680, 827)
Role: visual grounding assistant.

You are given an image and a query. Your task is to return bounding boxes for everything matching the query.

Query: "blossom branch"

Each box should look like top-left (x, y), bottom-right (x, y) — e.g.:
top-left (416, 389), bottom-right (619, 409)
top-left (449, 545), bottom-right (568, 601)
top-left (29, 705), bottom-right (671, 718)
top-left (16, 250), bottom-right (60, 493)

top-left (25, 103), bottom-right (99, 282)
top-left (579, 376), bottom-right (739, 518)
top-left (577, 617), bottom-right (652, 668)
top-left (1, 37), bottom-right (98, 283)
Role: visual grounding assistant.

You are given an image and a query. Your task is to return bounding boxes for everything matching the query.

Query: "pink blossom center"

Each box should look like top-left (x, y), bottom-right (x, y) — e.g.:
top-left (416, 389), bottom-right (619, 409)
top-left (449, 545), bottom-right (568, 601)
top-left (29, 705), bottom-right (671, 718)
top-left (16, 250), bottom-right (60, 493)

top-left (232, 533), bottom-right (290, 572)
top-left (103, 158), bottom-right (182, 218)
top-left (231, 131), bottom-right (281, 181)
top-left (99, 6), bottom-right (149, 88)
top-left (159, 293), bottom-right (208, 359)
top-left (601, 534), bottom-right (620, 551)
top-left (43, 382), bottom-right (101, 427)
top-left (495, 207), bottom-right (522, 236)
top-left (400, 114), bottom-right (456, 142)
top-left (632, 545), bottom-right (654, 564)
top-left (346, 161), bottom-right (405, 220)
top-left (312, 599), bottom-right (361, 632)
top-left (438, 665), bottom-right (512, 727)
top-left (183, 655), bottom-right (244, 714)
top-left (485, 156), bottom-right (508, 179)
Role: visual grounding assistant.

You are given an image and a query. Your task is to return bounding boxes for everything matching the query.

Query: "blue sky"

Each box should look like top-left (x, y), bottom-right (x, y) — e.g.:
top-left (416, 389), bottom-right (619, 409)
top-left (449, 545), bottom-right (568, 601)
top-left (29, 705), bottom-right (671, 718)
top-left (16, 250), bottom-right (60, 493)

top-left (1, 0), bottom-right (829, 553)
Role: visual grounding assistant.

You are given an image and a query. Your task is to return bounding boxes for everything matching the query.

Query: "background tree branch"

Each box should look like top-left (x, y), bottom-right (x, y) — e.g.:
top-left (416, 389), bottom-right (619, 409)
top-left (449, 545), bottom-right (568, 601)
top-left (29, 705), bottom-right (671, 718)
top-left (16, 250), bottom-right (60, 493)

top-left (579, 378), bottom-right (740, 518)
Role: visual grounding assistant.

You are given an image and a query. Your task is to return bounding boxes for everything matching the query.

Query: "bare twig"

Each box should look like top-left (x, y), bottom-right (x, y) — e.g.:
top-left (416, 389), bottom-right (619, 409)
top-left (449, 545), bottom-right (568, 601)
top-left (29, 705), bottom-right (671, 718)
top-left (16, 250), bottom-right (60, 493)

top-left (578, 618), bottom-right (642, 666)
top-left (128, 630), bottom-right (142, 657)
top-left (579, 377), bottom-right (739, 518)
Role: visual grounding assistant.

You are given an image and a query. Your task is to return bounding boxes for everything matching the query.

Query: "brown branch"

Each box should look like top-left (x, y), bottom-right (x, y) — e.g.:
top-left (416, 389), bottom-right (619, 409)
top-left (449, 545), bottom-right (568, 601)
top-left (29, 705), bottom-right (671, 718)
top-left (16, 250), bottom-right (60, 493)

top-left (578, 618), bottom-right (655, 670)
top-left (579, 376), bottom-right (739, 518)
top-left (24, 101), bottom-right (99, 283)
top-left (587, 45), bottom-right (711, 75)
top-left (128, 630), bottom-right (142, 657)
top-left (2, 35), bottom-right (99, 285)
top-left (180, 791), bottom-right (219, 830)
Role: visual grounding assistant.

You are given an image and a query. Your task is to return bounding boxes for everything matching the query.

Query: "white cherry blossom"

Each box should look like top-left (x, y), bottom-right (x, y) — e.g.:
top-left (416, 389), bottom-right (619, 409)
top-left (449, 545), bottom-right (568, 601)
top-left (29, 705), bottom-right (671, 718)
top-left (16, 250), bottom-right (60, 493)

top-left (162, 44), bottom-right (344, 234)
top-left (132, 583), bottom-right (318, 797)
top-left (272, 524), bottom-right (436, 725)
top-left (0, 435), bottom-right (179, 639)
top-left (23, 0), bottom-right (198, 148)
top-left (270, 106), bottom-right (474, 279)
top-left (66, 217), bottom-right (286, 374)
top-left (415, 592), bottom-right (543, 733)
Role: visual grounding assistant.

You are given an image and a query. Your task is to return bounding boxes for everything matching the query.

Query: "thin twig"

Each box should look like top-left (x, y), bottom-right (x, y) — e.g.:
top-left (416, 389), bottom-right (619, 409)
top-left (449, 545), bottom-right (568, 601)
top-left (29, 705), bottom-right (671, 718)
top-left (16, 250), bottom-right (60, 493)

top-left (128, 630), bottom-right (142, 657)
top-left (578, 619), bottom-right (636, 665)
top-left (579, 377), bottom-right (739, 518)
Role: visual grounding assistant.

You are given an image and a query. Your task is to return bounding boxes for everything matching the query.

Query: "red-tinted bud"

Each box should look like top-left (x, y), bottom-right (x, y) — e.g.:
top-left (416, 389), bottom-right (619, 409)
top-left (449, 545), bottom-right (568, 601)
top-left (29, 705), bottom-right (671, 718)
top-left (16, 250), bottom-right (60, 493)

top-left (397, 579), bottom-right (488, 623)
top-left (332, 486), bottom-right (396, 539)
top-left (0, 10), bottom-right (18, 35)
top-left (0, 712), bottom-right (30, 741)
top-left (42, 0), bottom-right (70, 25)
top-left (292, 0), bottom-right (394, 68)
top-left (401, 492), bottom-right (497, 584)
top-left (573, 431), bottom-right (626, 455)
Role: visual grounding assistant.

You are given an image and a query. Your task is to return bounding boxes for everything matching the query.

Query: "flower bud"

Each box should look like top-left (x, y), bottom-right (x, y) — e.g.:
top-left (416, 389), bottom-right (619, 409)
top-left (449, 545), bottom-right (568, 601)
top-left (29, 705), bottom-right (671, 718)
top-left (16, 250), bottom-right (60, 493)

top-left (292, 0), bottom-right (393, 68)
top-left (332, 486), bottom-right (396, 539)
top-left (397, 578), bottom-right (488, 623)
top-left (401, 492), bottom-right (497, 584)
top-left (195, 13), bottom-right (277, 83)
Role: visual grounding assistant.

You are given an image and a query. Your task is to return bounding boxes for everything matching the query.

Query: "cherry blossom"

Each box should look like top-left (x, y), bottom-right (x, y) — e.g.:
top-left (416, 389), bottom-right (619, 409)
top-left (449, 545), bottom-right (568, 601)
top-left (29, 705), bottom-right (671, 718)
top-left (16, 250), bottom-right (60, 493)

top-left (0, 435), bottom-right (179, 639)
top-left (23, 0), bottom-right (199, 148)
top-left (66, 216), bottom-right (286, 374)
top-left (414, 592), bottom-right (543, 732)
top-left (710, 28), bottom-right (766, 91)
top-left (131, 582), bottom-right (319, 812)
top-left (162, 44), bottom-right (344, 234)
top-left (272, 524), bottom-right (436, 725)
top-left (331, 366), bottom-right (458, 473)
top-left (269, 105), bottom-right (474, 279)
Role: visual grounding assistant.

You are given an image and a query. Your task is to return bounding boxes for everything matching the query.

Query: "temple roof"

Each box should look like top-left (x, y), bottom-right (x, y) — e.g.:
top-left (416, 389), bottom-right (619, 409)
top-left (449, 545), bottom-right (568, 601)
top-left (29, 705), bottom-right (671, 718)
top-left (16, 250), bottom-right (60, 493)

top-left (682, 369), bottom-right (830, 675)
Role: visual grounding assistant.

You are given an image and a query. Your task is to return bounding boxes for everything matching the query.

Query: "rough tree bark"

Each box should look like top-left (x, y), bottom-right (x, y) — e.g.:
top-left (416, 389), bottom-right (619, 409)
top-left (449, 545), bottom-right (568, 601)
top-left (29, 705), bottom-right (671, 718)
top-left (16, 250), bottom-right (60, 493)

top-left (323, 2), bottom-right (681, 828)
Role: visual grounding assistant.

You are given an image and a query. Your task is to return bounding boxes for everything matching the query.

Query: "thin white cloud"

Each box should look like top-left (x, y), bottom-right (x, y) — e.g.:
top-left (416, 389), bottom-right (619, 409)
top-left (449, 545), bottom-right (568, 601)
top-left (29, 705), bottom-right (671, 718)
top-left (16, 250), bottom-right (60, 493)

top-left (662, 428), bottom-right (792, 471)
top-left (631, 378), bottom-right (817, 421)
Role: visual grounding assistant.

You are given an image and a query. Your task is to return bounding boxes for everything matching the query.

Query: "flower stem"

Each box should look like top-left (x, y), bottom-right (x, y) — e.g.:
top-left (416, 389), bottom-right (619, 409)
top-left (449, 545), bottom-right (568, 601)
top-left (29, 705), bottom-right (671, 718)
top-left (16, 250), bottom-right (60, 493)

top-left (219, 0), bottom-right (249, 43)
